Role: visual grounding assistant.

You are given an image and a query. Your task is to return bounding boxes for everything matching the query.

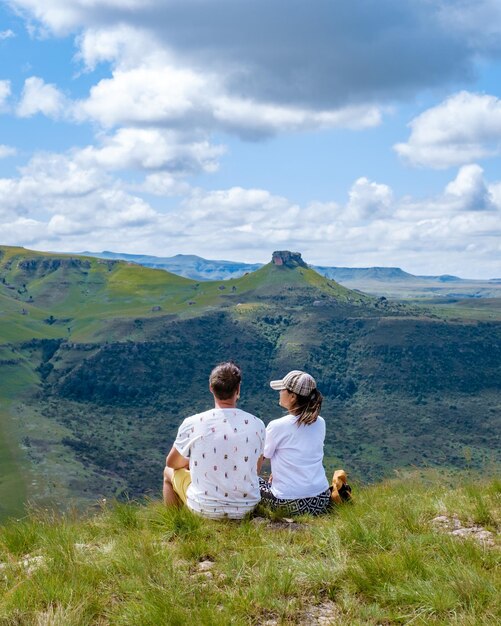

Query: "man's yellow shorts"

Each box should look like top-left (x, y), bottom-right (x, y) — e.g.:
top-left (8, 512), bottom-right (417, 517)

top-left (172, 468), bottom-right (192, 504)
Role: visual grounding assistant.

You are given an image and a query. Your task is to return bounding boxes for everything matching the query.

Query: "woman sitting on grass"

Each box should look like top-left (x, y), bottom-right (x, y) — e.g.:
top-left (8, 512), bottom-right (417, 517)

top-left (259, 370), bottom-right (332, 516)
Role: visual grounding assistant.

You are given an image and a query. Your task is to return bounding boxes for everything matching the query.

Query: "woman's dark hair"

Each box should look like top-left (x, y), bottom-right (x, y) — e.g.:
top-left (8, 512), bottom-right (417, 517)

top-left (289, 388), bottom-right (323, 426)
top-left (209, 361), bottom-right (241, 400)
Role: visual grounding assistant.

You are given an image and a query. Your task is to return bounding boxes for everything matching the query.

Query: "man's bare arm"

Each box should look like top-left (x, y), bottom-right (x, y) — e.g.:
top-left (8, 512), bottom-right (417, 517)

top-left (166, 446), bottom-right (190, 470)
top-left (257, 454), bottom-right (264, 474)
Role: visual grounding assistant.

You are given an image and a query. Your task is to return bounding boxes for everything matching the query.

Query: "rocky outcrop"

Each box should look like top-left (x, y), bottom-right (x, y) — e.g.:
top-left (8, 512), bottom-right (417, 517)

top-left (18, 258), bottom-right (91, 274)
top-left (431, 515), bottom-right (495, 546)
top-left (271, 251), bottom-right (308, 268)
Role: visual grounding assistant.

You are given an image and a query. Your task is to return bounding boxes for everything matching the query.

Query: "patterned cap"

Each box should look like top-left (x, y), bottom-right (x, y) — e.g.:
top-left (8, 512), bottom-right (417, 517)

top-left (270, 370), bottom-right (317, 396)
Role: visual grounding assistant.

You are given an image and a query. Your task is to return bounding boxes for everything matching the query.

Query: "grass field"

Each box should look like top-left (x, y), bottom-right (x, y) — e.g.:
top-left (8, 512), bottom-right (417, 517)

top-left (425, 298), bottom-right (501, 322)
top-left (0, 472), bottom-right (499, 625)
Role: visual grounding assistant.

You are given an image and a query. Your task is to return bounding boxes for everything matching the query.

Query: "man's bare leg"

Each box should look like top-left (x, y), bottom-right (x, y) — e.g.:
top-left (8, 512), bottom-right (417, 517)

top-left (163, 466), bottom-right (182, 507)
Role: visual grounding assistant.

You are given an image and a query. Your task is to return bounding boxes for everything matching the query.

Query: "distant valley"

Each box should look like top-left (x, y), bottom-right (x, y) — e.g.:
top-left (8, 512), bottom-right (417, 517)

top-left (83, 250), bottom-right (501, 299)
top-left (0, 245), bottom-right (499, 520)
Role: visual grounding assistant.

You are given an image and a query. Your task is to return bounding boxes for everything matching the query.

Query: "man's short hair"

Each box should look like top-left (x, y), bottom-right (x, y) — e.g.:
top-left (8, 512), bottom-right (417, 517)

top-left (209, 362), bottom-right (241, 400)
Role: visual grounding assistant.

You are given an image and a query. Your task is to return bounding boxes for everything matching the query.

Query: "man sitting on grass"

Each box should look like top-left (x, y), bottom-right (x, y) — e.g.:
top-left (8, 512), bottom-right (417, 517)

top-left (163, 362), bottom-right (265, 519)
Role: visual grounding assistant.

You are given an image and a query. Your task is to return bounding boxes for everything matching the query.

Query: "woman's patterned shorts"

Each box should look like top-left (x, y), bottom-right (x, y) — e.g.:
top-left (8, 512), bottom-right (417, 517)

top-left (259, 477), bottom-right (331, 516)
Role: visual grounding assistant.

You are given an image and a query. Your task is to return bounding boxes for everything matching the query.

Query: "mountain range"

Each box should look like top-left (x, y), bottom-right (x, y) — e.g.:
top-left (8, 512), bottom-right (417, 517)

top-left (82, 250), bottom-right (501, 298)
top-left (0, 245), bottom-right (499, 520)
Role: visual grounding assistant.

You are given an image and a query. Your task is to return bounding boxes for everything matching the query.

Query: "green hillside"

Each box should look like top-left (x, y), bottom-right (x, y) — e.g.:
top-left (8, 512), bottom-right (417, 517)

top-left (0, 246), bottom-right (224, 343)
top-left (0, 473), bottom-right (499, 625)
top-left (0, 246), bottom-right (361, 344)
top-left (231, 260), bottom-right (365, 301)
top-left (0, 355), bottom-right (36, 520)
top-left (0, 246), bottom-right (500, 519)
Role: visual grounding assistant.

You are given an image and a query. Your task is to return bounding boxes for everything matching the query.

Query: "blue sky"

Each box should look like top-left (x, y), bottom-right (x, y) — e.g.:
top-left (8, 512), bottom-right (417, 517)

top-left (0, 1), bottom-right (500, 278)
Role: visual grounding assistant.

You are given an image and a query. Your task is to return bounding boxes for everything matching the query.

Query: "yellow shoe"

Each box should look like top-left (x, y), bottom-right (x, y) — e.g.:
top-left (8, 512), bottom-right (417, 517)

top-left (331, 469), bottom-right (352, 504)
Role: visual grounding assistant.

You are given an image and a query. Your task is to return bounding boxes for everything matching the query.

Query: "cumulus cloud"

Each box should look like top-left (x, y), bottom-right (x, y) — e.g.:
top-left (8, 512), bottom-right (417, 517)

top-left (76, 24), bottom-right (162, 71)
top-left (46, 188), bottom-right (157, 235)
top-left (14, 1), bottom-right (501, 147)
top-left (75, 128), bottom-right (225, 173)
top-left (345, 177), bottom-right (393, 221)
top-left (74, 64), bottom-right (208, 127)
top-left (16, 153), bottom-right (108, 198)
top-left (0, 217), bottom-right (48, 244)
top-left (71, 60), bottom-right (381, 137)
top-left (8, 0), bottom-right (153, 35)
top-left (0, 152), bottom-right (158, 244)
top-left (0, 145), bottom-right (16, 158)
top-left (0, 29), bottom-right (15, 40)
top-left (0, 80), bottom-right (11, 108)
top-left (211, 98), bottom-right (381, 138)
top-left (180, 187), bottom-right (297, 229)
top-left (0, 153), bottom-right (107, 223)
top-left (17, 76), bottom-right (67, 119)
top-left (12, 0), bottom-right (500, 155)
top-left (395, 92), bottom-right (501, 168)
top-left (489, 180), bottom-right (501, 208)
top-left (137, 172), bottom-right (191, 197)
top-left (10, 1), bottom-right (501, 109)
top-left (445, 164), bottom-right (495, 211)
top-left (1, 154), bottom-right (500, 277)
top-left (439, 0), bottom-right (501, 48)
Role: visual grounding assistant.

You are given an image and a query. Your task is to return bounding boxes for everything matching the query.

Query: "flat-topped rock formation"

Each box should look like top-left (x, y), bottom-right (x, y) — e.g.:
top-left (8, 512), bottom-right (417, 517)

top-left (271, 250), bottom-right (308, 268)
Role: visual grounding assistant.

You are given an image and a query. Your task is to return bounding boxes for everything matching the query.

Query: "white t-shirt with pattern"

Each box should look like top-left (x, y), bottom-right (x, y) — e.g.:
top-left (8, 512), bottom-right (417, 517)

top-left (174, 407), bottom-right (265, 519)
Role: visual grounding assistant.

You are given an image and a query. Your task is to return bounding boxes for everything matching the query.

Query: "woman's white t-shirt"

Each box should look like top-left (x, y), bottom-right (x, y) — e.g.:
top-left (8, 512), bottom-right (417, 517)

top-left (263, 414), bottom-right (329, 499)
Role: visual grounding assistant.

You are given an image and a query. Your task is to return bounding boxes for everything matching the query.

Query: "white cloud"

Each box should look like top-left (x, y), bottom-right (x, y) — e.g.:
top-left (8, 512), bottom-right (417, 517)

top-left (1, 160), bottom-right (500, 277)
top-left (46, 188), bottom-right (157, 235)
top-left (74, 65), bottom-right (208, 127)
top-left (3, 5), bottom-right (386, 138)
top-left (445, 164), bottom-right (495, 211)
top-left (0, 152), bottom-right (158, 244)
top-left (8, 0), bottom-right (153, 35)
top-left (488, 180), bottom-right (501, 208)
top-left (76, 24), bottom-right (163, 71)
top-left (0, 80), bottom-right (11, 108)
top-left (0, 145), bottom-right (16, 158)
top-left (395, 92), bottom-right (501, 168)
top-left (6, 3), bottom-right (420, 145)
top-left (75, 127), bottom-right (225, 173)
top-left (345, 177), bottom-right (393, 221)
top-left (16, 153), bottom-right (108, 198)
top-left (439, 0), bottom-right (501, 46)
top-left (138, 172), bottom-right (191, 197)
top-left (0, 29), bottom-right (15, 40)
top-left (0, 217), bottom-right (48, 243)
top-left (181, 187), bottom-right (298, 227)
top-left (72, 61), bottom-right (382, 137)
top-left (10, 0), bottom-right (501, 109)
top-left (212, 98), bottom-right (381, 137)
top-left (17, 76), bottom-right (67, 119)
